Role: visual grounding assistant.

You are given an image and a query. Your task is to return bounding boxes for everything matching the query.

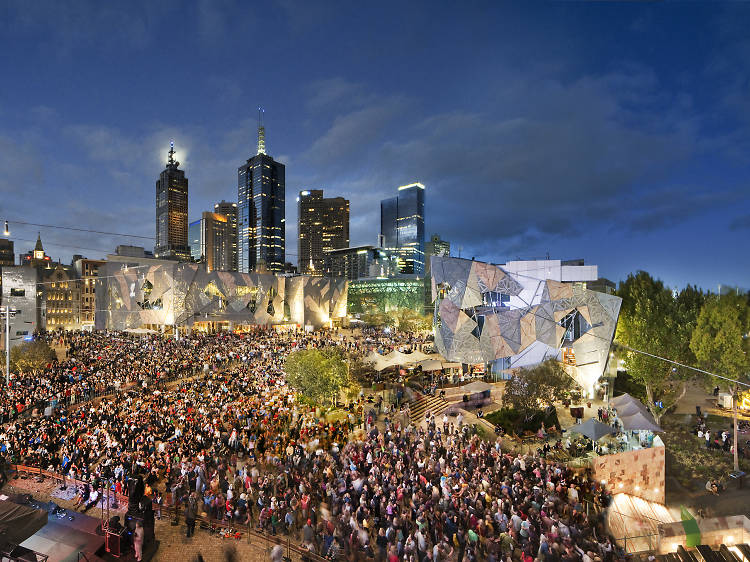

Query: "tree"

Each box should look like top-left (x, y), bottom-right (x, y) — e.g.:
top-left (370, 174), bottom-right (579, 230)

top-left (10, 340), bottom-right (56, 374)
top-left (361, 307), bottom-right (431, 332)
top-left (390, 308), bottom-right (432, 332)
top-left (690, 293), bottom-right (750, 383)
top-left (284, 347), bottom-right (352, 407)
top-left (615, 272), bottom-right (703, 424)
top-left (503, 360), bottom-right (573, 420)
top-left (690, 293), bottom-right (750, 471)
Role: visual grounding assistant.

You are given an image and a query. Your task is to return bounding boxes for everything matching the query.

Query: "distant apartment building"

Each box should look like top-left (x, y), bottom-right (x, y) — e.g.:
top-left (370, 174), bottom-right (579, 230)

top-left (424, 234), bottom-right (449, 274)
top-left (189, 212), bottom-right (232, 272)
top-left (324, 245), bottom-right (399, 281)
top-left (74, 258), bottom-right (105, 328)
top-left (41, 263), bottom-right (81, 330)
top-left (214, 200), bottom-right (238, 271)
top-left (0, 239), bottom-right (14, 266)
top-left (298, 189), bottom-right (349, 274)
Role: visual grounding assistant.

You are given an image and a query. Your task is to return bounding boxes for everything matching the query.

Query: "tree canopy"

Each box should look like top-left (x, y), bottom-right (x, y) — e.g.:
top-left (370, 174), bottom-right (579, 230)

top-left (10, 340), bottom-right (56, 374)
top-left (615, 271), bottom-right (706, 422)
top-left (361, 308), bottom-right (432, 332)
top-left (690, 293), bottom-right (750, 384)
top-left (503, 360), bottom-right (573, 419)
top-left (284, 347), bottom-right (355, 407)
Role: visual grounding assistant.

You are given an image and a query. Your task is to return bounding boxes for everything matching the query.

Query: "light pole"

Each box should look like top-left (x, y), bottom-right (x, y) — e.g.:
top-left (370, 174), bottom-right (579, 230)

top-left (1, 306), bottom-right (16, 385)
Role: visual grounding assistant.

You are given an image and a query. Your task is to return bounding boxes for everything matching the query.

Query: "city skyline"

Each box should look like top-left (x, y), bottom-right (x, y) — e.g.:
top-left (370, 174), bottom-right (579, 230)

top-left (1, 1), bottom-right (749, 290)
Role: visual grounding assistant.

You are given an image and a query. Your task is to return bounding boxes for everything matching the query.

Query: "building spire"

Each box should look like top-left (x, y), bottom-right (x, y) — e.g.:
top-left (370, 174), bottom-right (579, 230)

top-left (257, 107), bottom-right (266, 155)
top-left (167, 139), bottom-right (176, 166)
top-left (34, 232), bottom-right (43, 252)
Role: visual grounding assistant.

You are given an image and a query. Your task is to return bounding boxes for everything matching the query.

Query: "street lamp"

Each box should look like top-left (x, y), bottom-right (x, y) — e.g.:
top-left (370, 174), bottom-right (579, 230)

top-left (1, 306), bottom-right (17, 385)
top-left (3, 221), bottom-right (8, 237)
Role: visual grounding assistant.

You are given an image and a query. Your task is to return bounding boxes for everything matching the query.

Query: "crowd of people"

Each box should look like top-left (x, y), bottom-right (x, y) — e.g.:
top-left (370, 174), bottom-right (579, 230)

top-left (0, 328), bottom-right (621, 561)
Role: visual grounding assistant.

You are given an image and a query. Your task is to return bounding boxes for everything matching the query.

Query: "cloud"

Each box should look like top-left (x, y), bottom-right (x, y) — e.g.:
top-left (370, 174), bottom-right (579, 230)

top-left (298, 66), bottom-right (740, 264)
top-left (730, 214), bottom-right (750, 231)
top-left (0, 136), bottom-right (42, 197)
top-left (302, 96), bottom-right (409, 170)
top-left (0, 0), bottom-right (177, 53)
top-left (306, 78), bottom-right (371, 111)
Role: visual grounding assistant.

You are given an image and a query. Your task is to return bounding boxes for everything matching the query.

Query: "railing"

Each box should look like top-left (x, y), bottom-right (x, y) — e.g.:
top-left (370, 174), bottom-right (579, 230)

top-left (10, 462), bottom-right (332, 561)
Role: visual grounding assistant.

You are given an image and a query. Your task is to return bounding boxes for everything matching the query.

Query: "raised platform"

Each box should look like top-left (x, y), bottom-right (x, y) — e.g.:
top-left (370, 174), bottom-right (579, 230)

top-left (607, 493), bottom-right (680, 554)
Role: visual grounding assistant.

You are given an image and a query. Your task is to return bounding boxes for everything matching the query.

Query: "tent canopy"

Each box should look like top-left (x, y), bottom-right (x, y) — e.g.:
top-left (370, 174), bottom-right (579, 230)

top-left (613, 400), bottom-right (650, 418)
top-left (568, 418), bottom-right (618, 441)
top-left (363, 351), bottom-right (392, 372)
top-left (418, 359), bottom-right (444, 371)
top-left (611, 393), bottom-right (648, 412)
top-left (0, 498), bottom-right (48, 547)
top-left (461, 380), bottom-right (493, 394)
top-left (619, 411), bottom-right (663, 432)
top-left (384, 350), bottom-right (427, 365)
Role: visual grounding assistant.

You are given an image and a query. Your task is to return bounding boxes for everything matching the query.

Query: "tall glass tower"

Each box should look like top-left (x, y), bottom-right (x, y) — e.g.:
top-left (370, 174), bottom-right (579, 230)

top-left (155, 141), bottom-right (190, 261)
top-left (237, 110), bottom-right (285, 273)
top-left (379, 183), bottom-right (425, 275)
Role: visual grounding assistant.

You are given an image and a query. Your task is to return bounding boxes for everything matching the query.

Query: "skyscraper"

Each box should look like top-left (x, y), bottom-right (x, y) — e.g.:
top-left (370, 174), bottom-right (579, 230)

top-left (425, 234), bottom-right (450, 274)
top-left (214, 200), bottom-right (238, 271)
top-left (379, 182), bottom-right (425, 275)
top-left (155, 141), bottom-right (190, 261)
top-left (298, 189), bottom-right (349, 274)
top-left (189, 212), bottom-right (232, 272)
top-left (237, 111), bottom-right (285, 272)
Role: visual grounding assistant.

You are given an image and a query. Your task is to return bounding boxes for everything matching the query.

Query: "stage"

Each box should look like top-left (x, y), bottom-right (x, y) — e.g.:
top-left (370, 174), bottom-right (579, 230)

top-left (12, 498), bottom-right (158, 562)
top-left (19, 504), bottom-right (105, 562)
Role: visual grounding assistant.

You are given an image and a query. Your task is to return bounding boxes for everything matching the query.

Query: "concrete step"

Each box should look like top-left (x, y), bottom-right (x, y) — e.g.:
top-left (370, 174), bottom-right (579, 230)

top-left (408, 394), bottom-right (448, 423)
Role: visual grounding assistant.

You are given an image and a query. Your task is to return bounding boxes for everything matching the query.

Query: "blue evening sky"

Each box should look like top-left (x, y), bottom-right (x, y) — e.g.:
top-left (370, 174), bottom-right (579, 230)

top-left (0, 1), bottom-right (748, 291)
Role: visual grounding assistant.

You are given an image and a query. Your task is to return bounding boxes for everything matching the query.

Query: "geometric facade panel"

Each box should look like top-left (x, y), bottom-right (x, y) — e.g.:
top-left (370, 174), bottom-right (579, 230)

top-left (431, 256), bottom-right (621, 392)
top-left (95, 262), bottom-right (347, 330)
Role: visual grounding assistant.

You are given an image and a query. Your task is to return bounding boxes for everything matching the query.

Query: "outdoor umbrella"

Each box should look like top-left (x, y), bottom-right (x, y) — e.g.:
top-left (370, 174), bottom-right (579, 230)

top-left (568, 418), bottom-right (618, 441)
top-left (619, 411), bottom-right (663, 432)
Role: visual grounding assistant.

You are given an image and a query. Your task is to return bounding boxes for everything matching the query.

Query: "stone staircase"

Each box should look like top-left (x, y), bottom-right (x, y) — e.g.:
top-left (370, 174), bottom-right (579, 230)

top-left (409, 394), bottom-right (448, 424)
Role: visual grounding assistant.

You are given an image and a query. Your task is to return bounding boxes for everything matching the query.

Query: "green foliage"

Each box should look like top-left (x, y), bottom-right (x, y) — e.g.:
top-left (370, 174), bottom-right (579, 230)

top-left (361, 308), bottom-right (431, 332)
top-left (503, 360), bottom-right (573, 416)
top-left (485, 407), bottom-right (560, 434)
top-left (284, 347), bottom-right (352, 407)
top-left (616, 272), bottom-right (705, 422)
top-left (690, 293), bottom-right (750, 384)
top-left (613, 370), bottom-right (647, 402)
top-left (10, 340), bottom-right (56, 373)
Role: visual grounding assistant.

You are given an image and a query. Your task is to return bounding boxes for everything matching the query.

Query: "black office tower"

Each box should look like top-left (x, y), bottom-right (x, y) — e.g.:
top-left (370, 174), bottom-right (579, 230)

top-left (238, 110), bottom-right (285, 273)
top-left (155, 141), bottom-right (190, 261)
